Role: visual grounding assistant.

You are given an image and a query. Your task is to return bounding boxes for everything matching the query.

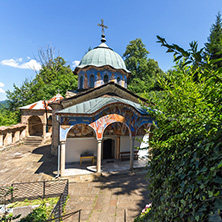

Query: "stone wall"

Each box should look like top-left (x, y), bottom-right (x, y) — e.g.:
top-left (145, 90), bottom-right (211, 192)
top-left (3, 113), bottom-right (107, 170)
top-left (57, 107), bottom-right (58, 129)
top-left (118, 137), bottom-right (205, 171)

top-left (0, 124), bottom-right (26, 149)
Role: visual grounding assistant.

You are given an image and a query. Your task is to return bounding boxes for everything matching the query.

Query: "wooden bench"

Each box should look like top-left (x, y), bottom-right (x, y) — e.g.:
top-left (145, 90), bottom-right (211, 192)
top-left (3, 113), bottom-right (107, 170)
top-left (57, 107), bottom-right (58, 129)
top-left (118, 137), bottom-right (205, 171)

top-left (80, 156), bottom-right (94, 166)
top-left (120, 151), bottom-right (139, 161)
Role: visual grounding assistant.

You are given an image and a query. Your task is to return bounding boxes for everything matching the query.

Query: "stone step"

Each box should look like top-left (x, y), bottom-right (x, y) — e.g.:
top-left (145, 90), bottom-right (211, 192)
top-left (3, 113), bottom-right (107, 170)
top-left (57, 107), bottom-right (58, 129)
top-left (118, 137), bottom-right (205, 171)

top-left (23, 136), bottom-right (43, 147)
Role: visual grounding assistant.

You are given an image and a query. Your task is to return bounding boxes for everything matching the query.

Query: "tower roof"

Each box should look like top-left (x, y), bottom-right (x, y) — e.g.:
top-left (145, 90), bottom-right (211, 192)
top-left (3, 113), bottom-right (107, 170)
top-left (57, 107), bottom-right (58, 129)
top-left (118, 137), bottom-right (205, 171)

top-left (75, 42), bottom-right (130, 74)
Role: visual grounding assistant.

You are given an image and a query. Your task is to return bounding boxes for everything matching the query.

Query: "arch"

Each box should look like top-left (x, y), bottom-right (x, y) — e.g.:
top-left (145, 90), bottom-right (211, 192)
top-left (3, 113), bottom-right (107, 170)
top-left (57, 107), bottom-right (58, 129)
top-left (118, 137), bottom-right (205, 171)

top-left (136, 123), bottom-right (152, 136)
top-left (103, 74), bottom-right (109, 84)
top-left (79, 76), bottom-right (83, 89)
top-left (66, 123), bottom-right (96, 139)
top-left (103, 122), bottom-right (130, 136)
top-left (90, 74), bottom-right (95, 88)
top-left (89, 114), bottom-right (131, 140)
top-left (28, 116), bottom-right (43, 136)
top-left (66, 123), bottom-right (96, 138)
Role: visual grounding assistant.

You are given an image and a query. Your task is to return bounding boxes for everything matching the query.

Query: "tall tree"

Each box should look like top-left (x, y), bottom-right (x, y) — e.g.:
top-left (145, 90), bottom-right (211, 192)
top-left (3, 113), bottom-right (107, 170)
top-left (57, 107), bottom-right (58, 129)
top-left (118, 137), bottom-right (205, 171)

top-left (137, 37), bottom-right (222, 221)
top-left (205, 12), bottom-right (222, 68)
top-left (123, 38), bottom-right (164, 94)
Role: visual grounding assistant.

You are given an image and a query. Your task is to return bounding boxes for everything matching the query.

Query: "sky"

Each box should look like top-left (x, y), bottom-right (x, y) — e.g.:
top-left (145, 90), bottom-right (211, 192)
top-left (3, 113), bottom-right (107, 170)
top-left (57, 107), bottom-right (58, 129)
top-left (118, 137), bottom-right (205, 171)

top-left (0, 0), bottom-right (221, 101)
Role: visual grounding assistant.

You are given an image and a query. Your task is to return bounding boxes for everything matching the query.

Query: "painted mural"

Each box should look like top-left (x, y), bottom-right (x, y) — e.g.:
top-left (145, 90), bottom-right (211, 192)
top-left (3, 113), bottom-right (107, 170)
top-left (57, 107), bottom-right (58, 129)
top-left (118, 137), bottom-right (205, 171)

top-left (136, 123), bottom-right (152, 136)
top-left (89, 114), bottom-right (125, 139)
top-left (104, 122), bottom-right (129, 136)
top-left (67, 124), bottom-right (95, 138)
top-left (60, 103), bottom-right (153, 140)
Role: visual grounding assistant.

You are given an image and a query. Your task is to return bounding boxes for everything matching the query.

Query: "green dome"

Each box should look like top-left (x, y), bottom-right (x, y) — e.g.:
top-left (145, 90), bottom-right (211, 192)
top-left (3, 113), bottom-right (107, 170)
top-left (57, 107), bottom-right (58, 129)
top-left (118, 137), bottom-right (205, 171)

top-left (77, 42), bottom-right (130, 73)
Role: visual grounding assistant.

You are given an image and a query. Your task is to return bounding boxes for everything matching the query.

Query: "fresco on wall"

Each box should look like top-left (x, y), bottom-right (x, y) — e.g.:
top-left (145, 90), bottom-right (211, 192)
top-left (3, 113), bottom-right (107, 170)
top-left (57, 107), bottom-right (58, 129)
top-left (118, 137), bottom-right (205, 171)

top-left (67, 124), bottom-right (95, 138)
top-left (104, 122), bottom-right (129, 136)
top-left (84, 73), bottom-right (88, 88)
top-left (136, 123), bottom-right (152, 135)
top-left (89, 114), bottom-right (125, 139)
top-left (60, 104), bottom-right (153, 140)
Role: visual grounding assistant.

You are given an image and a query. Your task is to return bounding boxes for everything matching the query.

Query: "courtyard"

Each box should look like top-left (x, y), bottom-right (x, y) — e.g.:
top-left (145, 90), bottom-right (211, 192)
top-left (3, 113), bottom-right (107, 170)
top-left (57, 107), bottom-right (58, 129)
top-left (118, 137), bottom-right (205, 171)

top-left (0, 140), bottom-right (150, 221)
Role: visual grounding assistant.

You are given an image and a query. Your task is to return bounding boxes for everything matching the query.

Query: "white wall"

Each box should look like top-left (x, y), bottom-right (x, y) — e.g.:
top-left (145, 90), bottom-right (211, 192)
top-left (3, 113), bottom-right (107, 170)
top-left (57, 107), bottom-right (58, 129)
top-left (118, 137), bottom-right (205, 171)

top-left (120, 136), bottom-right (131, 152)
top-left (65, 134), bottom-right (149, 163)
top-left (66, 137), bottom-right (97, 163)
top-left (120, 135), bottom-right (149, 158)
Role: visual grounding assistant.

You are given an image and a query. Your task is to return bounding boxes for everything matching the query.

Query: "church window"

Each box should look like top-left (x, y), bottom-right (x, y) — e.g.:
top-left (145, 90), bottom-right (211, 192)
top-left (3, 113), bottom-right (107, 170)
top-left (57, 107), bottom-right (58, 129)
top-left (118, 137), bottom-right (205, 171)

top-left (104, 74), bottom-right (109, 84)
top-left (90, 74), bottom-right (95, 88)
top-left (80, 76), bottom-right (83, 89)
top-left (117, 77), bottom-right (120, 84)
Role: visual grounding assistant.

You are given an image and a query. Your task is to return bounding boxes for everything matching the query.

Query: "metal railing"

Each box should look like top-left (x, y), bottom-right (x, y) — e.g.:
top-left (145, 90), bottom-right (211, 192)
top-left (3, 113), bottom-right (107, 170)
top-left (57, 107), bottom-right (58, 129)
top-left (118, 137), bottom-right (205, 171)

top-left (48, 179), bottom-right (69, 221)
top-left (0, 179), bottom-right (68, 204)
top-left (0, 179), bottom-right (82, 221)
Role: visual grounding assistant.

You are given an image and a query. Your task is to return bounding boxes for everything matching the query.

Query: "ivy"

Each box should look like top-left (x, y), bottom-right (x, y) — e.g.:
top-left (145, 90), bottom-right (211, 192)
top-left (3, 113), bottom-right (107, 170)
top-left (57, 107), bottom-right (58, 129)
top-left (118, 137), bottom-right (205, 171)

top-left (144, 60), bottom-right (222, 221)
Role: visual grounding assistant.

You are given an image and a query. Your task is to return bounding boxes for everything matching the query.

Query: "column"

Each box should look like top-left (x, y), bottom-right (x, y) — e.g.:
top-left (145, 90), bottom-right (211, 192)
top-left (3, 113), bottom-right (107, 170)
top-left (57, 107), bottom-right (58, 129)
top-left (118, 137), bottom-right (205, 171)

top-left (130, 137), bottom-right (135, 170)
top-left (117, 135), bottom-right (120, 160)
top-left (0, 134), bottom-right (3, 147)
top-left (43, 123), bottom-right (46, 139)
top-left (97, 140), bottom-right (102, 173)
top-left (60, 140), bottom-right (66, 177)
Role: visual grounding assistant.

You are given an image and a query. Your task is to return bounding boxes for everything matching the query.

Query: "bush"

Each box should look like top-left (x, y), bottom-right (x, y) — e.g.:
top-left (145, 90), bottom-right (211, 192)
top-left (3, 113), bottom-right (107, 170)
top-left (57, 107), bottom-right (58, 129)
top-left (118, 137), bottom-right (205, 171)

top-left (145, 63), bottom-right (222, 221)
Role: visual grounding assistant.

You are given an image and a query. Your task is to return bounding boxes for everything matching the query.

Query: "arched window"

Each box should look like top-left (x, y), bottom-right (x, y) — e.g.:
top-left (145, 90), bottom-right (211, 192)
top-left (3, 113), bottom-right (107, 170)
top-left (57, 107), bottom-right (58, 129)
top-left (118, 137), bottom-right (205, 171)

top-left (117, 77), bottom-right (120, 84)
top-left (90, 74), bottom-right (95, 88)
top-left (80, 76), bottom-right (83, 89)
top-left (104, 74), bottom-right (109, 84)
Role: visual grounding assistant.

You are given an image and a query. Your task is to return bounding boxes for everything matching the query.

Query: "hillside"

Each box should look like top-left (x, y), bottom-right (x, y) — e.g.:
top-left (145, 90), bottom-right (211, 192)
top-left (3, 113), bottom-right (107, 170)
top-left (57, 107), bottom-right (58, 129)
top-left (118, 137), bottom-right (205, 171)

top-left (0, 100), bottom-right (9, 109)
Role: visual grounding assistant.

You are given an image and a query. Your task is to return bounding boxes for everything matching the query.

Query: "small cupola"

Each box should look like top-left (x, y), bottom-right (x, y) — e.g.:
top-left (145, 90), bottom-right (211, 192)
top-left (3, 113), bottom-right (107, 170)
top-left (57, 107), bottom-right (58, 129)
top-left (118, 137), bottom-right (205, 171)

top-left (74, 20), bottom-right (130, 90)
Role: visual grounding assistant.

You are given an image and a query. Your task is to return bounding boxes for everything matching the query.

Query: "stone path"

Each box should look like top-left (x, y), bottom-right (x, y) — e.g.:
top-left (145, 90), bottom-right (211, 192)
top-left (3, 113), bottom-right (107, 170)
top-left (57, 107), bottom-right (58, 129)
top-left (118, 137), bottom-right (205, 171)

top-left (0, 140), bottom-right (56, 186)
top-left (65, 170), bottom-right (150, 222)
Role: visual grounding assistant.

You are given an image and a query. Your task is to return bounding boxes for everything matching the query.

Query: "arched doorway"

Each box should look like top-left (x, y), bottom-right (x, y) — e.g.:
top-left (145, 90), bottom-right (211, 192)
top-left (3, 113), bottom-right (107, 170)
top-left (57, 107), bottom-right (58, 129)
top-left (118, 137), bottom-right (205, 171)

top-left (103, 139), bottom-right (114, 159)
top-left (66, 124), bottom-right (97, 163)
top-left (28, 116), bottom-right (43, 136)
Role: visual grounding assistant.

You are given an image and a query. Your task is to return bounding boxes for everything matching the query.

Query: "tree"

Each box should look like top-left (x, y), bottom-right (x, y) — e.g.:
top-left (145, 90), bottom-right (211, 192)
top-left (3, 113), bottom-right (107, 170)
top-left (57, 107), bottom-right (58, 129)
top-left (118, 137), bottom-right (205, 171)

top-left (143, 38), bottom-right (222, 221)
top-left (205, 12), bottom-right (222, 68)
top-left (123, 38), bottom-right (164, 94)
top-left (4, 49), bottom-right (78, 125)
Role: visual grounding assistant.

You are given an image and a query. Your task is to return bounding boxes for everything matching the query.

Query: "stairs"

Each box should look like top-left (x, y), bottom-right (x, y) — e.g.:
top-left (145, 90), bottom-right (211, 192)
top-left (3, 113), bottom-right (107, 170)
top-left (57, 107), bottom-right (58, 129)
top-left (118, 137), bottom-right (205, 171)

top-left (23, 136), bottom-right (43, 147)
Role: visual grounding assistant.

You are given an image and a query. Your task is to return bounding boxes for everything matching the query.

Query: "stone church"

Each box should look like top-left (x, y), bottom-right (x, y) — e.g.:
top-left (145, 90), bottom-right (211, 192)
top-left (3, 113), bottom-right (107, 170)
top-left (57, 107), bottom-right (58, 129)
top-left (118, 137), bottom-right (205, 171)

top-left (20, 22), bottom-right (153, 176)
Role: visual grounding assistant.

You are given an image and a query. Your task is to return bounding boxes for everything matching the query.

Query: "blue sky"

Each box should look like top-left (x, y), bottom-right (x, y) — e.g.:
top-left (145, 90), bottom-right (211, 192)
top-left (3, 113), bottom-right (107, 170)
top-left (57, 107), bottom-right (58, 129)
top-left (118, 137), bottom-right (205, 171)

top-left (0, 0), bottom-right (221, 101)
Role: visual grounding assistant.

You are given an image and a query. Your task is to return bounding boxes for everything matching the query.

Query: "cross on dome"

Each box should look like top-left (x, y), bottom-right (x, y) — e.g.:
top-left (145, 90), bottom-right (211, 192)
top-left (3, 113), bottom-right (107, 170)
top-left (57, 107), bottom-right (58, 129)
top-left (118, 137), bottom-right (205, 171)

top-left (97, 19), bottom-right (108, 35)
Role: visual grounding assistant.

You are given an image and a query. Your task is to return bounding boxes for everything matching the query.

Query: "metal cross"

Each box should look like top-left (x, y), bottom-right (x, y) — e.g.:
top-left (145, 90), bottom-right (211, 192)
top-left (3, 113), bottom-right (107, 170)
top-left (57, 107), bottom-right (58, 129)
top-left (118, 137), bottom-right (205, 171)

top-left (98, 19), bottom-right (108, 35)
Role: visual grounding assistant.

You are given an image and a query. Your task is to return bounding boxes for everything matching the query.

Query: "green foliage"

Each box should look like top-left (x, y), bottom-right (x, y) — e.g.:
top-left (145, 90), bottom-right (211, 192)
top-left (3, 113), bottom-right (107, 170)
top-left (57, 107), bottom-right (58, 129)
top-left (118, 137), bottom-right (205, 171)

top-left (205, 12), bottom-right (222, 68)
top-left (145, 57), bottom-right (222, 221)
top-left (0, 187), bottom-right (20, 222)
top-left (157, 35), bottom-right (205, 69)
top-left (123, 38), bottom-right (164, 94)
top-left (0, 109), bottom-right (20, 126)
top-left (5, 56), bottom-right (78, 125)
top-left (19, 202), bottom-right (48, 222)
top-left (7, 56), bottom-right (77, 111)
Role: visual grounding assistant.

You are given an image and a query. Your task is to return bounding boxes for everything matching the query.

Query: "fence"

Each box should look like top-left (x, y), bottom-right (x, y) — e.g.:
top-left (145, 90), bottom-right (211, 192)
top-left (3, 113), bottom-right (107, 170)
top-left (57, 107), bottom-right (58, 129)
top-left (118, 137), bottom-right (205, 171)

top-left (0, 179), bottom-right (82, 221)
top-left (48, 179), bottom-right (69, 220)
top-left (0, 179), bottom-right (68, 204)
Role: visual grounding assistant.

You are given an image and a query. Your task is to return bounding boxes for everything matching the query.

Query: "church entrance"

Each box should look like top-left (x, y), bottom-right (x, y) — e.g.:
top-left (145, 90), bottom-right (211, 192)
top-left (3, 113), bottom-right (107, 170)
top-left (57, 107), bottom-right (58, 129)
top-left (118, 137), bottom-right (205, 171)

top-left (28, 116), bottom-right (43, 136)
top-left (103, 139), bottom-right (114, 159)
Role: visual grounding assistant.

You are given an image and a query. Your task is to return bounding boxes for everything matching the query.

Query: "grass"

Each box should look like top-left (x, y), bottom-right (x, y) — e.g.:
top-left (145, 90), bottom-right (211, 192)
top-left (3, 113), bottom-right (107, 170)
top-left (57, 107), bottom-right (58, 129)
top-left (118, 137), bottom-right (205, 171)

top-left (8, 197), bottom-right (59, 209)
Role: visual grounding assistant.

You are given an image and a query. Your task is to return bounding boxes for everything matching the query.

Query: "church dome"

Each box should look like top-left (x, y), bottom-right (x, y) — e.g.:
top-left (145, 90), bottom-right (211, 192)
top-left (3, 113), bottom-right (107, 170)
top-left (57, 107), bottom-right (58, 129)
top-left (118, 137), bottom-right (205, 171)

top-left (77, 42), bottom-right (130, 73)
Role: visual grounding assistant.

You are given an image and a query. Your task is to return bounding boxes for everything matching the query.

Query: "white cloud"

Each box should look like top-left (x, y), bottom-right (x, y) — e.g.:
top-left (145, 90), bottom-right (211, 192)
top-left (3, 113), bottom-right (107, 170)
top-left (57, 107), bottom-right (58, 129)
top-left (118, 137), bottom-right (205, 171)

top-left (0, 88), bottom-right (5, 93)
top-left (0, 58), bottom-right (42, 71)
top-left (0, 82), bottom-right (5, 94)
top-left (72, 60), bottom-right (80, 68)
